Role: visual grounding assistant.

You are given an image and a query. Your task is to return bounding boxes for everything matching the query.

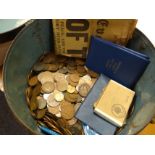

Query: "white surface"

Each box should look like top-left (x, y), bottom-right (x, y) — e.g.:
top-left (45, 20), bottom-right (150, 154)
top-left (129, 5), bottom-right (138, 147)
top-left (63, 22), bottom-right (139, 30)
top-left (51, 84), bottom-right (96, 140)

top-left (137, 20), bottom-right (155, 46)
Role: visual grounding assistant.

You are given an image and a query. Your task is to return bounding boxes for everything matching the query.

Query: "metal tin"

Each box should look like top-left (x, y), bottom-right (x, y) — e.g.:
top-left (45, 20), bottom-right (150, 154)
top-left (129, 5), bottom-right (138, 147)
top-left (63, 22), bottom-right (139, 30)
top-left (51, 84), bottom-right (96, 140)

top-left (3, 19), bottom-right (155, 135)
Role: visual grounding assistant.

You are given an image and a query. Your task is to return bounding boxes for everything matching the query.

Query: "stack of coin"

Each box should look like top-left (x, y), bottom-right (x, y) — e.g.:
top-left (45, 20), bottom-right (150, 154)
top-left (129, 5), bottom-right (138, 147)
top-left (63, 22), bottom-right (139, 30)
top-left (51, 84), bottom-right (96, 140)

top-left (25, 52), bottom-right (99, 135)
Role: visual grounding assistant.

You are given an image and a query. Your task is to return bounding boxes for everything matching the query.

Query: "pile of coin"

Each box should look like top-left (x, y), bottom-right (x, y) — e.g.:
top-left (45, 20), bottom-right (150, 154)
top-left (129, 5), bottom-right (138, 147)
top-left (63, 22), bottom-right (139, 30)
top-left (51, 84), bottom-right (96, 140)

top-left (26, 52), bottom-right (99, 135)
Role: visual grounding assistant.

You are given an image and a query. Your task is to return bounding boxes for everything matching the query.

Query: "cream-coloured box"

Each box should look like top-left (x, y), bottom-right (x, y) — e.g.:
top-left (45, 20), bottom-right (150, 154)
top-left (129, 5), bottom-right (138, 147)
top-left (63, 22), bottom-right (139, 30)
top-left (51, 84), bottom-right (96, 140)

top-left (94, 80), bottom-right (135, 127)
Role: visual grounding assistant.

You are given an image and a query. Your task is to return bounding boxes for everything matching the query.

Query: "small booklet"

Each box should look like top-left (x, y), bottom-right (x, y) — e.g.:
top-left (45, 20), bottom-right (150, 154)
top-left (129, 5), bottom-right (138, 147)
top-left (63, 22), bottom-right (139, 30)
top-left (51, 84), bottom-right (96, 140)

top-left (86, 36), bottom-right (150, 88)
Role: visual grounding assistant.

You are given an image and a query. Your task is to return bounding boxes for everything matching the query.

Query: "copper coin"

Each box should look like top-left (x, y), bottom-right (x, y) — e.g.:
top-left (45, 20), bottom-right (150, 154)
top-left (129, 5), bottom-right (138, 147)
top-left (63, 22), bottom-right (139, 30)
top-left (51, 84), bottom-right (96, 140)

top-left (70, 74), bottom-right (80, 83)
top-left (75, 58), bottom-right (85, 65)
top-left (36, 109), bottom-right (46, 119)
top-left (64, 92), bottom-right (78, 103)
top-left (79, 83), bottom-right (90, 97)
top-left (28, 76), bottom-right (38, 86)
top-left (47, 93), bottom-right (60, 107)
top-left (61, 101), bottom-right (75, 120)
top-left (41, 81), bottom-right (55, 93)
top-left (47, 105), bottom-right (60, 115)
top-left (56, 79), bottom-right (68, 92)
top-left (54, 73), bottom-right (65, 82)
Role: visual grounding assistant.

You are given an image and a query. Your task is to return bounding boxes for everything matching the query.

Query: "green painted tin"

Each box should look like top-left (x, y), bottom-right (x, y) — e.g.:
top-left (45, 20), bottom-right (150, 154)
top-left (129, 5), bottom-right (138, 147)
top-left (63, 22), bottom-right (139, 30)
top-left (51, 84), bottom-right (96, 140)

top-left (3, 19), bottom-right (155, 134)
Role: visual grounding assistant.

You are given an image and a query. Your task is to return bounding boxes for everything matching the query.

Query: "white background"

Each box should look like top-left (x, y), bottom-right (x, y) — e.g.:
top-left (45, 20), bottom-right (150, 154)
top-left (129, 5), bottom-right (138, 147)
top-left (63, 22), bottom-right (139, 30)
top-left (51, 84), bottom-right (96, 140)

top-left (0, 0), bottom-right (155, 155)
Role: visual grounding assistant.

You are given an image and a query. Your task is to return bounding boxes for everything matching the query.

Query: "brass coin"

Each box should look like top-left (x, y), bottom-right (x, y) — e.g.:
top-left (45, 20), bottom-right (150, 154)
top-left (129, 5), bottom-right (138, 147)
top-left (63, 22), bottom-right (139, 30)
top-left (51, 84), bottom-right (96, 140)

top-left (75, 58), bottom-right (85, 65)
top-left (58, 67), bottom-right (68, 74)
top-left (68, 117), bottom-right (77, 126)
top-left (31, 83), bottom-right (42, 97)
top-left (41, 81), bottom-right (55, 93)
top-left (36, 109), bottom-right (46, 119)
top-left (26, 87), bottom-right (32, 99)
top-left (56, 79), bottom-right (68, 92)
top-left (54, 73), bottom-right (65, 82)
top-left (47, 63), bottom-right (59, 72)
top-left (37, 71), bottom-right (54, 84)
top-left (42, 53), bottom-right (56, 63)
top-left (87, 69), bottom-right (99, 78)
top-left (61, 101), bottom-right (75, 120)
top-left (79, 83), bottom-right (90, 97)
top-left (28, 76), bottom-right (38, 86)
top-left (36, 96), bottom-right (47, 109)
top-left (54, 91), bottom-right (64, 102)
top-left (76, 95), bottom-right (82, 103)
top-left (67, 85), bottom-right (75, 94)
top-left (33, 62), bottom-right (46, 72)
top-left (64, 92), bottom-right (78, 103)
top-left (47, 105), bottom-right (60, 115)
top-left (47, 93), bottom-right (60, 107)
top-left (57, 118), bottom-right (69, 128)
top-left (77, 66), bottom-right (87, 74)
top-left (29, 96), bottom-right (38, 111)
top-left (70, 74), bottom-right (80, 83)
top-left (67, 75), bottom-right (78, 87)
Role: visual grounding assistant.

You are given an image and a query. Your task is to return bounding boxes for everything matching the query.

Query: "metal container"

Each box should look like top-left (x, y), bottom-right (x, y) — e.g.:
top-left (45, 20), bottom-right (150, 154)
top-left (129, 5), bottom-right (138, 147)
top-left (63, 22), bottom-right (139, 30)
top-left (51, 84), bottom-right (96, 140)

top-left (0, 19), bottom-right (29, 66)
top-left (3, 19), bottom-right (155, 134)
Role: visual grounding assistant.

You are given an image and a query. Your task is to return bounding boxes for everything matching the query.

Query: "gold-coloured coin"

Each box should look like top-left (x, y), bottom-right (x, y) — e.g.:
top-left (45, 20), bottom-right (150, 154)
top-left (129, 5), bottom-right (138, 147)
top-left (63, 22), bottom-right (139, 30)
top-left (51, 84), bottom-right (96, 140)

top-left (79, 83), bottom-right (90, 97)
top-left (47, 63), bottom-right (59, 72)
top-left (36, 96), bottom-right (47, 109)
top-left (54, 91), bottom-right (64, 102)
top-left (36, 109), bottom-right (46, 119)
top-left (76, 95), bottom-right (82, 103)
top-left (29, 96), bottom-right (38, 111)
top-left (58, 67), bottom-right (68, 74)
top-left (41, 81), bottom-right (55, 93)
top-left (61, 101), bottom-right (75, 120)
top-left (28, 75), bottom-right (38, 86)
top-left (64, 92), bottom-right (78, 103)
top-left (33, 62), bottom-right (46, 72)
top-left (67, 85), bottom-right (75, 94)
top-left (31, 83), bottom-right (42, 97)
top-left (26, 87), bottom-right (32, 99)
top-left (77, 66), bottom-right (87, 74)
top-left (87, 69), bottom-right (99, 78)
top-left (68, 117), bottom-right (77, 126)
top-left (37, 71), bottom-right (54, 84)
top-left (56, 79), bottom-right (68, 92)
top-left (47, 93), bottom-right (60, 107)
top-left (70, 74), bottom-right (80, 83)
top-left (75, 59), bottom-right (85, 66)
top-left (42, 53), bottom-right (56, 63)
top-left (67, 75), bottom-right (78, 87)
top-left (54, 73), bottom-right (65, 82)
top-left (57, 118), bottom-right (69, 128)
top-left (47, 105), bottom-right (60, 115)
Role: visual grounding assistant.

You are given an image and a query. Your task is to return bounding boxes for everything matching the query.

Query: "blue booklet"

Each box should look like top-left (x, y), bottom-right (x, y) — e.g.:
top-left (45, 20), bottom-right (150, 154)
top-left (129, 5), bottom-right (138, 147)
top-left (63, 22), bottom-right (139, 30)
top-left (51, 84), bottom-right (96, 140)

top-left (75, 74), bottom-right (117, 135)
top-left (86, 36), bottom-right (150, 88)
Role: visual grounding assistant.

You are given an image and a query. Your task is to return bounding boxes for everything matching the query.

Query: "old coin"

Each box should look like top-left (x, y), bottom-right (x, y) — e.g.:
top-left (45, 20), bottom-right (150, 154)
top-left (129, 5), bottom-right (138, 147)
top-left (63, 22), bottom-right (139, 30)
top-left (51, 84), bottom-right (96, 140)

top-left (77, 66), bottom-right (87, 74)
top-left (54, 91), bottom-right (64, 102)
top-left (41, 81), bottom-right (55, 93)
top-left (42, 53), bottom-right (56, 63)
top-left (87, 69), bottom-right (99, 78)
top-left (68, 126), bottom-right (82, 135)
top-left (58, 67), bottom-right (68, 74)
top-left (61, 101), bottom-right (75, 120)
top-left (47, 93), bottom-right (60, 107)
top-left (28, 75), bottom-right (38, 86)
top-left (64, 92), bottom-right (78, 103)
top-left (37, 71), bottom-right (54, 84)
top-left (67, 85), bottom-right (75, 94)
top-left (76, 95), bottom-right (82, 103)
top-left (67, 75), bottom-right (78, 87)
top-left (47, 63), bottom-right (59, 72)
top-left (47, 105), bottom-right (60, 115)
top-left (36, 96), bottom-right (47, 109)
top-left (75, 59), bottom-right (85, 65)
top-left (56, 79), bottom-right (68, 92)
top-left (68, 117), bottom-right (77, 126)
top-left (29, 96), bottom-right (38, 111)
top-left (57, 118), bottom-right (68, 128)
top-left (36, 109), bottom-right (46, 119)
top-left (54, 73), bottom-right (65, 82)
top-left (31, 83), bottom-right (42, 97)
top-left (79, 83), bottom-right (90, 97)
top-left (70, 74), bottom-right (80, 83)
